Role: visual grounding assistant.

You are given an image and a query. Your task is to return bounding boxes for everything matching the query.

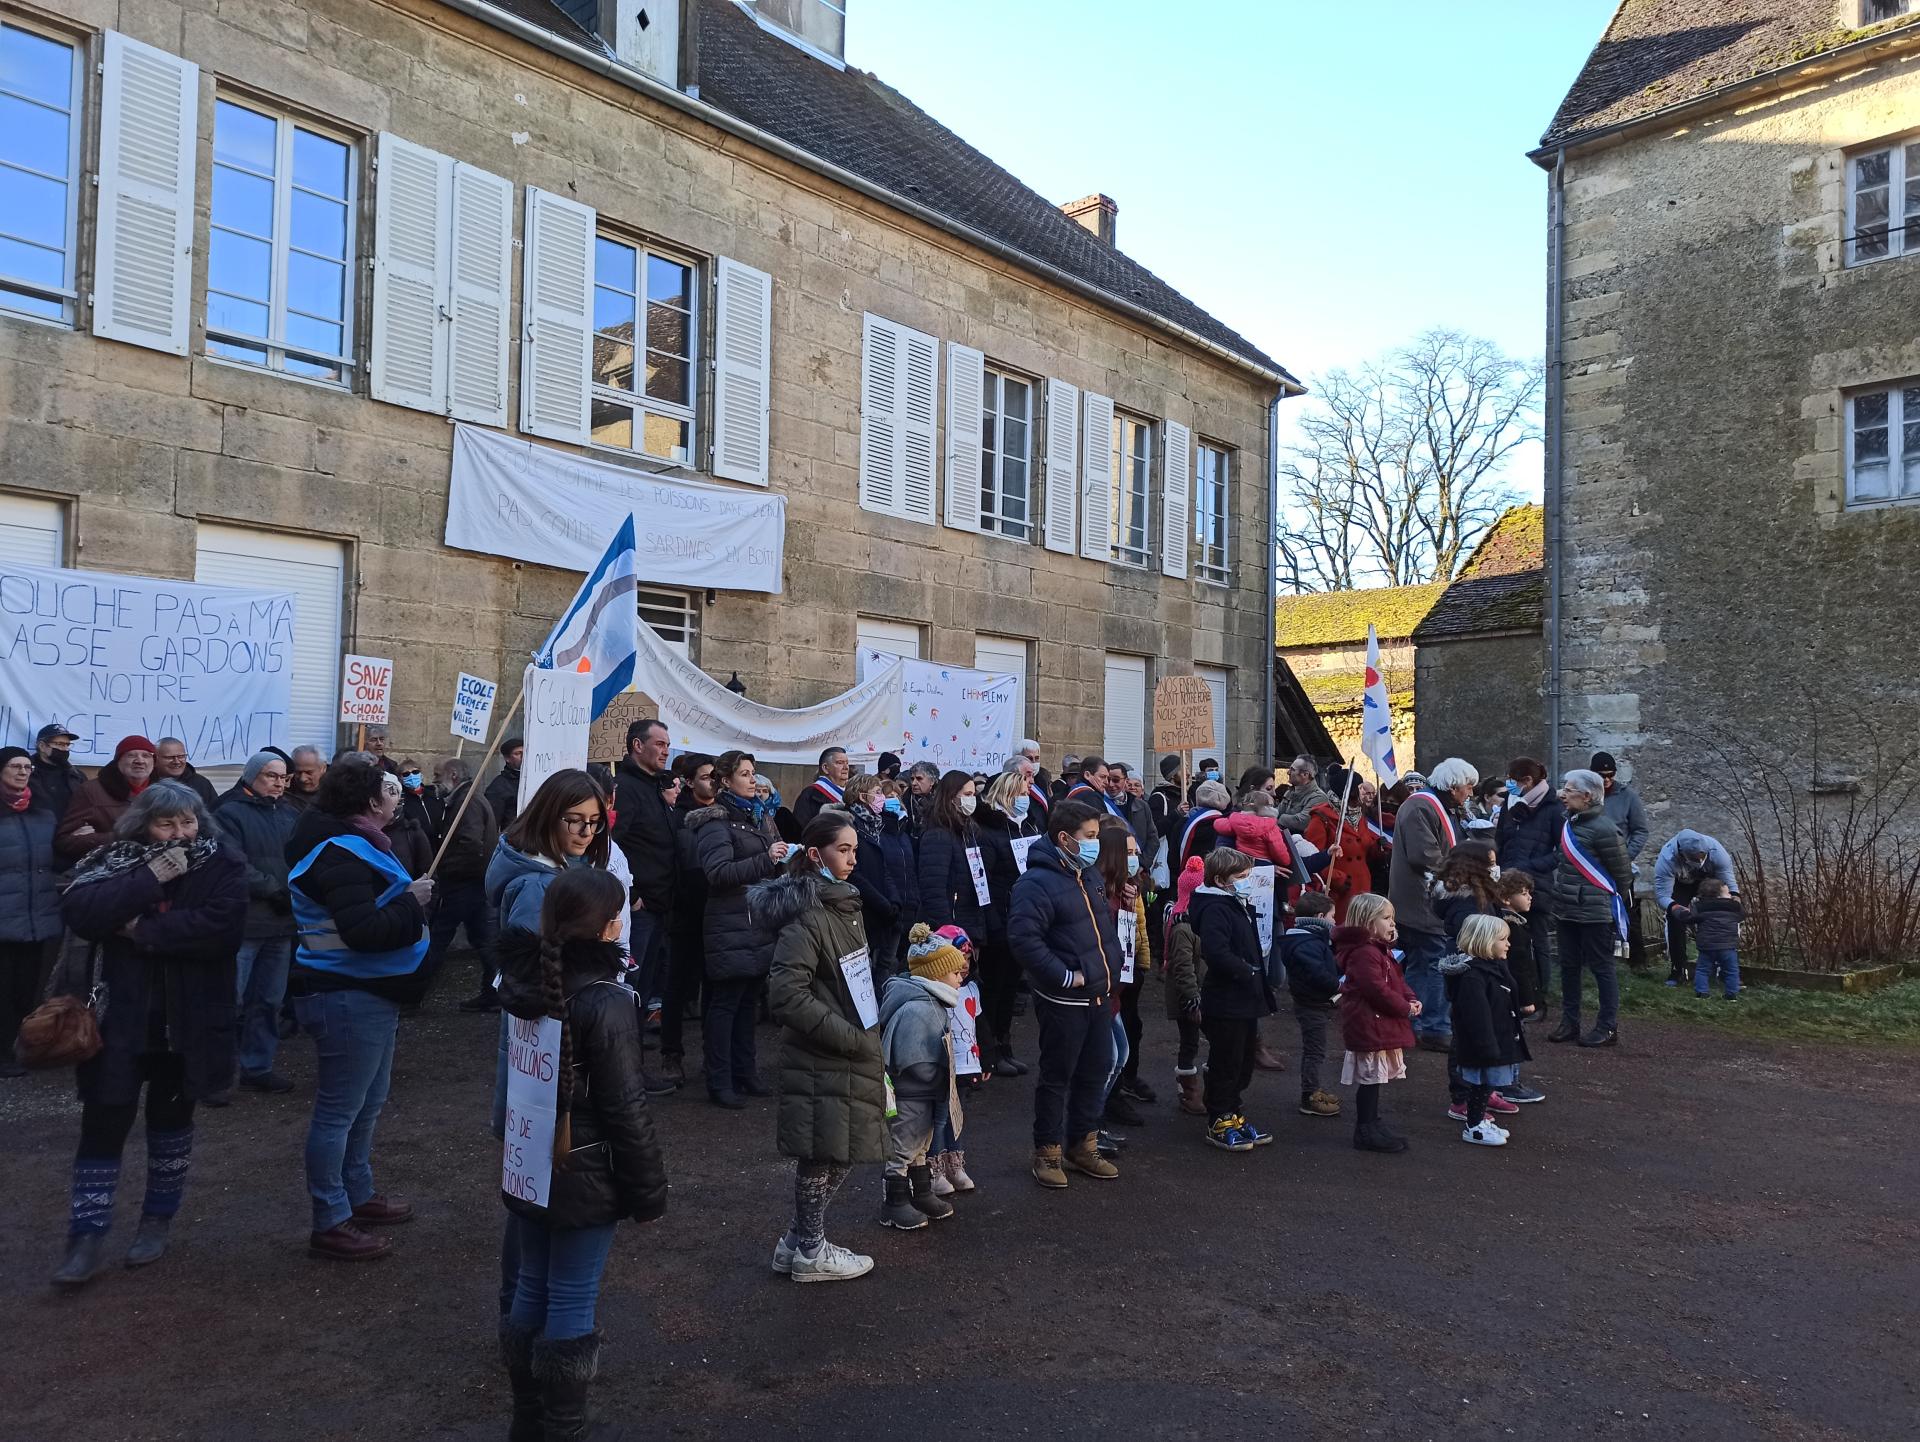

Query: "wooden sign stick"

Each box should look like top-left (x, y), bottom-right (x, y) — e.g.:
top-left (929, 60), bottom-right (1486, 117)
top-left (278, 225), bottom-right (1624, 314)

top-left (425, 684), bottom-right (525, 881)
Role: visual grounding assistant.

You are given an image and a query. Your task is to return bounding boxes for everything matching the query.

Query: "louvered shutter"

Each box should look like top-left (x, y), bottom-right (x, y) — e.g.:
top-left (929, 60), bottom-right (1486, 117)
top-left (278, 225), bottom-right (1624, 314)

top-left (1080, 391), bottom-right (1115, 562)
top-left (944, 342), bottom-right (984, 532)
top-left (859, 314), bottom-right (902, 515)
top-left (711, 256), bottom-right (772, 485)
top-left (1043, 378), bottom-right (1078, 554)
top-left (518, 187), bottom-right (595, 445)
top-left (369, 134), bottom-right (449, 412)
top-left (1161, 419), bottom-right (1191, 579)
top-left (899, 326), bottom-right (938, 524)
top-left (447, 163), bottom-right (514, 426)
top-left (92, 32), bottom-right (198, 355)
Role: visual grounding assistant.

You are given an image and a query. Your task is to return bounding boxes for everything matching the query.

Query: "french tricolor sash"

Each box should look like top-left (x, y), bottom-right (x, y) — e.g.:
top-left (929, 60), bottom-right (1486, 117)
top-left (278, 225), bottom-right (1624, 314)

top-left (1402, 790), bottom-right (1456, 849)
top-left (1179, 808), bottom-right (1221, 862)
top-left (809, 777), bottom-right (844, 804)
top-left (1027, 784), bottom-right (1050, 816)
top-left (1365, 819), bottom-right (1392, 846)
top-left (1561, 821), bottom-right (1629, 941)
top-left (1069, 783), bottom-right (1123, 818)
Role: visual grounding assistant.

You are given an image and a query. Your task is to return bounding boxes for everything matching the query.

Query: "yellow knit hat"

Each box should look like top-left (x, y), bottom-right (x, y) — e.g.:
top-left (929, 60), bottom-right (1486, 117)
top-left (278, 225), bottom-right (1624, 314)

top-left (906, 922), bottom-right (967, 981)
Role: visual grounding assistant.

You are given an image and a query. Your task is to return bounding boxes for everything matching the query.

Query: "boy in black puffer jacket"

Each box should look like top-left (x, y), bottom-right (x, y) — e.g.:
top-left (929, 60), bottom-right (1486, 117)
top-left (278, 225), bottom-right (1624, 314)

top-left (1281, 891), bottom-right (1341, 1119)
top-left (1190, 846), bottom-right (1277, 1153)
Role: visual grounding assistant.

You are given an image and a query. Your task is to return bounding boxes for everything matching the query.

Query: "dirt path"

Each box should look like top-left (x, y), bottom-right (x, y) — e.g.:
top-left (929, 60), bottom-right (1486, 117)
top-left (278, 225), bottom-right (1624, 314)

top-left (3, 994), bottom-right (1915, 1441)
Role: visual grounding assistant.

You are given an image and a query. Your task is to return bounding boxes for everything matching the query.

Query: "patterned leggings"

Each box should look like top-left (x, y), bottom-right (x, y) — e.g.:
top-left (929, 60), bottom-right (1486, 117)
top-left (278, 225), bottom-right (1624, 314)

top-left (783, 1161), bottom-right (852, 1252)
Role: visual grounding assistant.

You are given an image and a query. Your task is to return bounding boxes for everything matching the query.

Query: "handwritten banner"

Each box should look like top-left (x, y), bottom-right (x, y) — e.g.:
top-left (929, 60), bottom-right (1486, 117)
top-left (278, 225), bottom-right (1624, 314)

top-left (0, 561), bottom-right (295, 766)
top-left (519, 664), bottom-right (595, 811)
top-left (502, 1014), bottom-right (562, 1207)
top-left (855, 649), bottom-right (1020, 774)
top-left (1153, 674), bottom-right (1216, 752)
top-left (446, 424), bottom-right (786, 594)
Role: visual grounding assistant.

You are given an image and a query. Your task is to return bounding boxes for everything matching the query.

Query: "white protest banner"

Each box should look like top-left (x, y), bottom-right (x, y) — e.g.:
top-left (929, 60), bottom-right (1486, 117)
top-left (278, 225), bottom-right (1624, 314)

top-left (502, 1014), bottom-right (562, 1207)
top-left (855, 649), bottom-right (1020, 773)
top-left (0, 561), bottom-right (295, 766)
top-left (446, 424), bottom-right (786, 594)
top-left (951, 981), bottom-right (983, 1076)
top-left (450, 672), bottom-right (498, 743)
top-left (1010, 836), bottom-right (1037, 874)
top-left (1246, 865), bottom-right (1278, 955)
top-left (518, 663), bottom-right (595, 810)
top-left (340, 655), bottom-right (393, 725)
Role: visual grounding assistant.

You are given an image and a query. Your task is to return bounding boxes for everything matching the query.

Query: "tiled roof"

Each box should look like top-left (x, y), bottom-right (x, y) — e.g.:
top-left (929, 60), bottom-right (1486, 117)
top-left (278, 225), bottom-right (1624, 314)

top-left (1410, 569), bottom-right (1546, 642)
top-left (1539, 0), bottom-right (1920, 151)
top-left (468, 0), bottom-right (1293, 383)
top-left (1273, 581), bottom-right (1448, 650)
top-left (1458, 503), bottom-right (1544, 578)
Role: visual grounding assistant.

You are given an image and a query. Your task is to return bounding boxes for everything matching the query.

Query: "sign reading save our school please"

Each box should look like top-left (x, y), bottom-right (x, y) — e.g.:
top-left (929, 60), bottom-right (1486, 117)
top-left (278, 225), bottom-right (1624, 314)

top-left (339, 654), bottom-right (393, 725)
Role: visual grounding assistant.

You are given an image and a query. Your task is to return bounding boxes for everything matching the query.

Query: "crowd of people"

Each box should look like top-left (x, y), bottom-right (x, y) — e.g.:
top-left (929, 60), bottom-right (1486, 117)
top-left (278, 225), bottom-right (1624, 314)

top-left (2, 714), bottom-right (1747, 1440)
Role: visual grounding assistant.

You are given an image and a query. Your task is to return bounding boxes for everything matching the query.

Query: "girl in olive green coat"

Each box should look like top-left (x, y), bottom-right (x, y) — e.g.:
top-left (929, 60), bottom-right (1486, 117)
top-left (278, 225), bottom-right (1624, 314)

top-left (754, 812), bottom-right (886, 1283)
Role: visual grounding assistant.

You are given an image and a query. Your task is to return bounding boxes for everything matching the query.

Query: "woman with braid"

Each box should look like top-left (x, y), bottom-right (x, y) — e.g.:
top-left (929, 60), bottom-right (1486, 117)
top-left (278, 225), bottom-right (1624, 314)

top-left (494, 866), bottom-right (668, 1441)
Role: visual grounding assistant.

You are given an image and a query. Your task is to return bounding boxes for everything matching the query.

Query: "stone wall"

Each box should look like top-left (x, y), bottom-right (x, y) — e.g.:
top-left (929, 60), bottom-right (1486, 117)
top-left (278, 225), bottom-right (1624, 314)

top-left (1413, 632), bottom-right (1545, 776)
top-left (0, 0), bottom-right (1278, 787)
top-left (1553, 52), bottom-right (1920, 850)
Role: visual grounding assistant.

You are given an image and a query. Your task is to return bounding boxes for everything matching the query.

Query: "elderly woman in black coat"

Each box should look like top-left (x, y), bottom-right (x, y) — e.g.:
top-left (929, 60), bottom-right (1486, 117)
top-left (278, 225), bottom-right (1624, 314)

top-left (52, 779), bottom-right (247, 1287)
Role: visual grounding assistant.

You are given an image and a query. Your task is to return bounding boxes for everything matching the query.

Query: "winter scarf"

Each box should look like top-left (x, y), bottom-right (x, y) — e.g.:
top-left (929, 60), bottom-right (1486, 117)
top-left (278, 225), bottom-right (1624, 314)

top-left (723, 788), bottom-right (774, 828)
top-left (68, 835), bottom-right (223, 890)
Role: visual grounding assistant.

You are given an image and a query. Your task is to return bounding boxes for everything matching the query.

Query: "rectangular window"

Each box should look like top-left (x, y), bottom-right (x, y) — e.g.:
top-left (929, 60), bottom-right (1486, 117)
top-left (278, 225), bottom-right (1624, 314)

top-left (1193, 442), bottom-right (1231, 584)
top-left (1847, 138), bottom-right (1920, 266)
top-left (1109, 412), bottom-right (1152, 566)
top-left (979, 368), bottom-right (1033, 540)
top-left (637, 586), bottom-right (697, 659)
top-left (592, 233), bottom-right (697, 465)
top-left (206, 99), bottom-right (357, 382)
top-left (0, 20), bottom-right (82, 323)
top-left (1864, 1), bottom-right (1914, 23)
top-left (1847, 382), bottom-right (1920, 507)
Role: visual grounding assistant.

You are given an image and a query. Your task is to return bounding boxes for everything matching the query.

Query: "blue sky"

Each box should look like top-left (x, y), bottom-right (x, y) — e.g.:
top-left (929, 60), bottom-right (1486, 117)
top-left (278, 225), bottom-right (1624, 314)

top-left (847, 1), bottom-right (1619, 499)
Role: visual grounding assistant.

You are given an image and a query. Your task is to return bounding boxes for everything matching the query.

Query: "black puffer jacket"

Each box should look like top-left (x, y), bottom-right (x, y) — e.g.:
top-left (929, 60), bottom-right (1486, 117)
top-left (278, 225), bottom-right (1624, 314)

top-left (1495, 790), bottom-right (1564, 898)
top-left (973, 803), bottom-right (1037, 941)
top-left (1551, 807), bottom-right (1634, 927)
top-left (1191, 888), bottom-right (1275, 1021)
top-left (495, 930), bottom-right (669, 1229)
top-left (611, 758), bottom-right (678, 914)
top-left (282, 809), bottom-right (430, 1005)
top-left (1439, 951), bottom-right (1532, 1070)
top-left (917, 820), bottom-right (986, 939)
top-left (689, 798), bottom-right (781, 981)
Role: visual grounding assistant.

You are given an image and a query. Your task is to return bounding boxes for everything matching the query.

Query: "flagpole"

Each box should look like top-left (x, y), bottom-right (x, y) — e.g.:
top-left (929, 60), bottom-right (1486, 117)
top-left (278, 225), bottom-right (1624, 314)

top-left (425, 684), bottom-right (525, 881)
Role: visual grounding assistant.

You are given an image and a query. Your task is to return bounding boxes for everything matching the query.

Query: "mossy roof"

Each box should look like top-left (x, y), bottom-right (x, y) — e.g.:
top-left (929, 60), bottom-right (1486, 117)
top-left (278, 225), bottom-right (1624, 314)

top-left (1302, 671), bottom-right (1413, 717)
top-left (1458, 504), bottom-right (1544, 578)
top-left (1274, 581), bottom-right (1449, 650)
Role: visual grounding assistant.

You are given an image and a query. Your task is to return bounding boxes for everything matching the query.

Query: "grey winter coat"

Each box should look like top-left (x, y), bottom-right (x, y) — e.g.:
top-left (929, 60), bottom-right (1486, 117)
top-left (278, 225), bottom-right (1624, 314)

top-left (211, 787), bottom-right (299, 939)
top-left (878, 973), bottom-right (956, 1102)
top-left (1601, 783), bottom-right (1649, 861)
top-left (756, 870), bottom-right (885, 1165)
top-left (690, 799), bottom-right (782, 982)
top-left (1386, 791), bottom-right (1454, 935)
top-left (1551, 807), bottom-right (1635, 926)
top-left (0, 802), bottom-right (61, 942)
top-left (1275, 781), bottom-right (1332, 835)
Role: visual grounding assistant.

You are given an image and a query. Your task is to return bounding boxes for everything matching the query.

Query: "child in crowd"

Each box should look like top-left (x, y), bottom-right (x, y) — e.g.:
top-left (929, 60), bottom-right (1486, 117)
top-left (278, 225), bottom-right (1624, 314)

top-left (1431, 840), bottom-right (1517, 1123)
top-left (1492, 871), bottom-right (1546, 1103)
top-left (1281, 892), bottom-right (1341, 1118)
top-left (928, 924), bottom-right (978, 1194)
top-left (876, 925), bottom-right (968, 1230)
top-left (1439, 915), bottom-right (1531, 1147)
top-left (1162, 857), bottom-right (1208, 1115)
top-left (1334, 894), bottom-right (1420, 1154)
top-left (1680, 878), bottom-right (1745, 999)
top-left (1190, 847), bottom-right (1275, 1153)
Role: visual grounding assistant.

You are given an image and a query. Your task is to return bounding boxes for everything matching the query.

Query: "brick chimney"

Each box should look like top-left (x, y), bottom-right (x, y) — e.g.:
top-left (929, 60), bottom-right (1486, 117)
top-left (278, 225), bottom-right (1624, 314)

top-left (1061, 194), bottom-right (1117, 247)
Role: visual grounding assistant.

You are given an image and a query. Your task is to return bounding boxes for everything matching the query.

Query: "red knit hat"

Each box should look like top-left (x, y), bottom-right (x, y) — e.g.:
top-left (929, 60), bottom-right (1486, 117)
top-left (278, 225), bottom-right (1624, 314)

top-left (1174, 856), bottom-right (1205, 914)
top-left (114, 735), bottom-right (156, 760)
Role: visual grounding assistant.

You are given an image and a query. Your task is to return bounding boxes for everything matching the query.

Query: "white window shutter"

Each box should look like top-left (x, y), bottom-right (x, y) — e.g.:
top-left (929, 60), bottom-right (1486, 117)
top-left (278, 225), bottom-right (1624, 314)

top-left (518, 186), bottom-right (595, 445)
top-left (711, 256), bottom-right (772, 486)
top-left (92, 32), bottom-right (198, 355)
top-left (944, 342), bottom-right (984, 532)
top-left (1043, 377), bottom-right (1078, 554)
top-left (859, 314), bottom-right (902, 516)
top-left (1162, 419), bottom-right (1191, 579)
top-left (369, 133), bottom-right (450, 413)
top-left (1080, 391), bottom-right (1115, 562)
top-left (899, 326), bottom-right (938, 524)
top-left (447, 162), bottom-right (515, 427)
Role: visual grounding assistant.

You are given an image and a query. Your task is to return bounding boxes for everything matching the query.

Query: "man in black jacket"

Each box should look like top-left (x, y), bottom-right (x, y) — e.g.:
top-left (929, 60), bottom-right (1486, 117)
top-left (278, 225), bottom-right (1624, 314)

top-left (792, 746), bottom-right (851, 829)
top-left (30, 723), bottom-right (82, 824)
top-left (612, 719), bottom-right (680, 1093)
top-left (154, 737), bottom-right (219, 808)
top-left (486, 739), bottom-right (524, 833)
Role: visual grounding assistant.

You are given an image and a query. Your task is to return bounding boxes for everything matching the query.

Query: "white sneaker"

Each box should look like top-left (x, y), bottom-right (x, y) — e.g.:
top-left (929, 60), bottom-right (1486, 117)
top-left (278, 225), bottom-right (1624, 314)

top-left (789, 1240), bottom-right (874, 1283)
top-left (770, 1236), bottom-right (796, 1274)
top-left (1462, 1120), bottom-right (1508, 1147)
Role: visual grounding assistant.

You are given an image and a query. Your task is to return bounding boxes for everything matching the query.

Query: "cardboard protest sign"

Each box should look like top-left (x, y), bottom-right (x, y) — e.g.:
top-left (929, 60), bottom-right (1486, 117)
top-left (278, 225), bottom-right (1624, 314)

top-left (1153, 674), bottom-right (1216, 752)
top-left (450, 672), bottom-right (498, 742)
top-left (587, 691), bottom-right (649, 763)
top-left (340, 654), bottom-right (393, 725)
top-left (502, 1015), bottom-right (561, 1206)
top-left (518, 664), bottom-right (594, 810)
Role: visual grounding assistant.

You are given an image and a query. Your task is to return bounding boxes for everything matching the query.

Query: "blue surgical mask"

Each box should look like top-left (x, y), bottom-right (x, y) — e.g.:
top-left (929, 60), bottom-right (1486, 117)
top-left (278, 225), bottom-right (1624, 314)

top-left (402, 772), bottom-right (422, 791)
top-left (818, 866), bottom-right (837, 883)
top-left (1203, 768), bottom-right (1220, 781)
top-left (1012, 795), bottom-right (1031, 819)
top-left (1233, 876), bottom-right (1254, 898)
top-left (1075, 838), bottom-right (1102, 868)
top-left (1504, 779), bottom-right (1521, 797)
top-left (883, 797), bottom-right (905, 818)
top-left (1125, 854), bottom-right (1140, 876)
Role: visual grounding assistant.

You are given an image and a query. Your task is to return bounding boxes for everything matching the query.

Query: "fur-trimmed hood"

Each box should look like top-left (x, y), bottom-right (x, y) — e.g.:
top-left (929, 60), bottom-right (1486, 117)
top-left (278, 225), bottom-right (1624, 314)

top-left (749, 867), bottom-right (861, 935)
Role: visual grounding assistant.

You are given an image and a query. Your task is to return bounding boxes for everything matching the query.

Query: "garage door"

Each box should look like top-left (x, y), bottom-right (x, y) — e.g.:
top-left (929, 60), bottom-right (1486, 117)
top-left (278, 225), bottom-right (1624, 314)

top-left (856, 617), bottom-right (921, 660)
top-left (1195, 664), bottom-right (1230, 774)
top-left (1102, 653), bottom-right (1146, 776)
top-left (0, 493), bottom-right (64, 566)
top-left (973, 634), bottom-right (1028, 737)
top-left (195, 524), bottom-right (346, 759)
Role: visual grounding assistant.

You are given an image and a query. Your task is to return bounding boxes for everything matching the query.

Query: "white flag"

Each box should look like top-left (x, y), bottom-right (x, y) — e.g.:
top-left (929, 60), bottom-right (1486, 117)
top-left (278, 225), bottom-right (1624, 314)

top-left (1361, 623), bottom-right (1399, 785)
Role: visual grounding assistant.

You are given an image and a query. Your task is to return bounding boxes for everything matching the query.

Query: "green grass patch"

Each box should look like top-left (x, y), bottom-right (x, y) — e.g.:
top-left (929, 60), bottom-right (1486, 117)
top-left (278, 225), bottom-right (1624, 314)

top-left (1613, 971), bottom-right (1920, 1047)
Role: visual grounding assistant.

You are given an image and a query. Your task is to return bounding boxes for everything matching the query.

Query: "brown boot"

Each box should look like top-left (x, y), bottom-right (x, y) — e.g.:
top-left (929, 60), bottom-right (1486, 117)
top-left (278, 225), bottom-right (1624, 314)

top-left (1031, 1145), bottom-right (1068, 1189)
top-left (1065, 1131), bottom-right (1119, 1180)
top-left (1175, 1069), bottom-right (1206, 1115)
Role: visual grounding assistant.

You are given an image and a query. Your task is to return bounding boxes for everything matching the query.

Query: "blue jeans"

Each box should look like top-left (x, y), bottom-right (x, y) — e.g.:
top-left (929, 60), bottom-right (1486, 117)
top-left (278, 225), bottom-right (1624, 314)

top-left (629, 907), bottom-right (667, 1008)
top-left (508, 1214), bottom-right (617, 1341)
top-left (293, 989), bottom-right (400, 1232)
top-left (234, 936), bottom-right (293, 1076)
top-left (1399, 927), bottom-right (1450, 1038)
top-left (1105, 1010), bottom-right (1130, 1097)
top-left (1695, 948), bottom-right (1740, 998)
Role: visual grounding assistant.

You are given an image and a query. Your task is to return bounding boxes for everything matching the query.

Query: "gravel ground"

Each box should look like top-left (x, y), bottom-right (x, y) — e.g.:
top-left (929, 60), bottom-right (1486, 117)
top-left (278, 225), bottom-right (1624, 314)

top-left (3, 981), bottom-right (1916, 1442)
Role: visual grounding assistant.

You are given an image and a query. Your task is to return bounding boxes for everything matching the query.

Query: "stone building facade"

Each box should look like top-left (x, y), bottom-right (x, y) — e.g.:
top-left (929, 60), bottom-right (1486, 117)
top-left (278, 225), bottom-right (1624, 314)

top-left (1537, 2), bottom-right (1920, 843)
top-left (0, 0), bottom-right (1296, 785)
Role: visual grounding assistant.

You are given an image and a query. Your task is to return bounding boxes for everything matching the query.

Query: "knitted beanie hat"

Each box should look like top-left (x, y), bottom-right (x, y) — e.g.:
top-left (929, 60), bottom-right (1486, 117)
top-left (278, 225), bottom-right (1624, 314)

top-left (1174, 855), bottom-right (1205, 914)
top-left (115, 734), bottom-right (156, 760)
top-left (906, 922), bottom-right (968, 981)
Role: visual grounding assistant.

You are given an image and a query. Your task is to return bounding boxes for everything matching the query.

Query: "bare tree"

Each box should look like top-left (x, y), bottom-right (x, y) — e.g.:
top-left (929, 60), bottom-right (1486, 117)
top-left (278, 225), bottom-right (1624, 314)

top-left (1277, 330), bottom-right (1542, 591)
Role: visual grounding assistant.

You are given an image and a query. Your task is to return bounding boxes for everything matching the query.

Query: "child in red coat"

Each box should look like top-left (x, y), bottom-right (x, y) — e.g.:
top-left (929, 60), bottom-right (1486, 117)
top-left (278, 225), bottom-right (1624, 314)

top-left (1333, 893), bottom-right (1421, 1154)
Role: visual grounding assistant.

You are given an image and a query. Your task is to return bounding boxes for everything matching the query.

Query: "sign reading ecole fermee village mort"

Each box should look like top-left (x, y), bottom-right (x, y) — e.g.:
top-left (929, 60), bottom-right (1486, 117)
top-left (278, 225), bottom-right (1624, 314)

top-left (0, 561), bottom-right (296, 766)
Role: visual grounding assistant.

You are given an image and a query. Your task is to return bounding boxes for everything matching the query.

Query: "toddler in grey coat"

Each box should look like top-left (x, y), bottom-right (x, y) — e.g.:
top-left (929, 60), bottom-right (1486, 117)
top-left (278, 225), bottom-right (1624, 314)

top-left (876, 925), bottom-right (970, 1229)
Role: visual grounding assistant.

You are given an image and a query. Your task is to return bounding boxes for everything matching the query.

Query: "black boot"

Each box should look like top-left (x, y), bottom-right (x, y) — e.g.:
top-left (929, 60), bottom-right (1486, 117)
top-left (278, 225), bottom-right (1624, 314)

top-left (52, 1232), bottom-right (107, 1289)
top-left (879, 1172), bottom-right (926, 1230)
top-left (1103, 1090), bottom-right (1145, 1127)
top-left (499, 1320), bottom-right (542, 1442)
top-left (124, 1214), bottom-right (172, 1269)
top-left (907, 1163), bottom-right (953, 1221)
top-left (533, 1331), bottom-right (601, 1442)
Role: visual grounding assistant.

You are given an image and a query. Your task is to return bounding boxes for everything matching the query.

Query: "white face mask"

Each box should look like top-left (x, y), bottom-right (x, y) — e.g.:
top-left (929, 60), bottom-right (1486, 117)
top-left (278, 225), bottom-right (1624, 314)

top-left (1489, 864), bottom-right (1502, 882)
top-left (959, 793), bottom-right (977, 817)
